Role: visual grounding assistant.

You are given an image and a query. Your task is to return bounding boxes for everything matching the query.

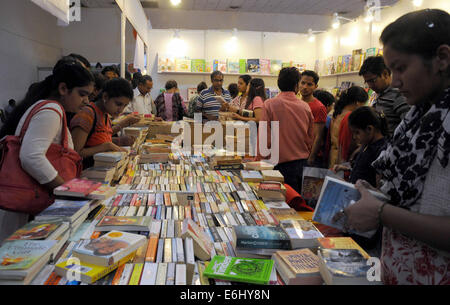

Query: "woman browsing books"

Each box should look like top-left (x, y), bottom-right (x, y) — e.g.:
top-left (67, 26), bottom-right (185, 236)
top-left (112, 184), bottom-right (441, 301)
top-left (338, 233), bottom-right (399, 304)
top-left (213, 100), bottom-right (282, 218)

top-left (222, 78), bottom-right (266, 123)
top-left (70, 78), bottom-right (140, 168)
top-left (338, 9), bottom-right (450, 285)
top-left (0, 57), bottom-right (95, 242)
top-left (230, 74), bottom-right (252, 110)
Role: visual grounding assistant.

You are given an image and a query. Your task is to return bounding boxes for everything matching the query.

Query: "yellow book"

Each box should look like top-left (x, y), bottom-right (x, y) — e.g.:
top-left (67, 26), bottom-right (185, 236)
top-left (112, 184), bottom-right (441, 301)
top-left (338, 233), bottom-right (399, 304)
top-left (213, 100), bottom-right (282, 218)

top-left (128, 263), bottom-right (144, 285)
top-left (317, 237), bottom-right (370, 259)
top-left (54, 252), bottom-right (135, 284)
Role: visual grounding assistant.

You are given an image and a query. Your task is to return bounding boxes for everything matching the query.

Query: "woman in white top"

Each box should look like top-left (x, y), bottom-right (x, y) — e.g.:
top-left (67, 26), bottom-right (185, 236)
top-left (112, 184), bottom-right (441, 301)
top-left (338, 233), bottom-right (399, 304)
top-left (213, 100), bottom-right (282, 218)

top-left (0, 56), bottom-right (94, 242)
top-left (337, 9), bottom-right (450, 285)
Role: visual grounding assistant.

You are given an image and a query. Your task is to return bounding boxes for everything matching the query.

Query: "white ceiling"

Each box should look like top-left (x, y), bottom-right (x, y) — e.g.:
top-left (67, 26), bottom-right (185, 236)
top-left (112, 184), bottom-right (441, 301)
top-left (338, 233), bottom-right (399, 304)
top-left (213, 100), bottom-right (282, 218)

top-left (81, 0), bottom-right (399, 18)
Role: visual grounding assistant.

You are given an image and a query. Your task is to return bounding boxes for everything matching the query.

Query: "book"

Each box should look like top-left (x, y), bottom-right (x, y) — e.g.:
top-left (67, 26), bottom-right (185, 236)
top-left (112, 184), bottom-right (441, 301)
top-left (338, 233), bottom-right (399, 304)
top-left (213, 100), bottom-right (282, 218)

top-left (272, 248), bottom-right (323, 285)
top-left (302, 167), bottom-right (343, 207)
top-left (175, 58), bottom-right (191, 72)
top-left (261, 170), bottom-right (284, 183)
top-left (191, 59), bottom-right (205, 73)
top-left (93, 151), bottom-right (126, 163)
top-left (181, 218), bottom-right (213, 261)
top-left (53, 179), bottom-right (102, 198)
top-left (259, 59), bottom-right (270, 75)
top-left (72, 231), bottom-right (146, 266)
top-left (317, 248), bottom-right (374, 285)
top-left (54, 251), bottom-right (135, 284)
top-left (239, 59), bottom-right (247, 74)
top-left (270, 60), bottom-right (282, 76)
top-left (96, 216), bottom-right (152, 232)
top-left (312, 176), bottom-right (388, 238)
top-left (317, 237), bottom-right (370, 259)
top-left (6, 219), bottom-right (69, 241)
top-left (0, 240), bottom-right (58, 283)
top-left (35, 199), bottom-right (91, 223)
top-left (279, 219), bottom-right (323, 249)
top-left (203, 255), bottom-right (274, 285)
top-left (243, 161), bottom-right (274, 171)
top-left (240, 170), bottom-right (263, 183)
top-left (81, 166), bottom-right (116, 182)
top-left (231, 225), bottom-right (291, 251)
top-left (88, 185), bottom-right (116, 200)
top-left (218, 60), bottom-right (227, 73)
top-left (247, 59), bottom-right (260, 73)
top-left (257, 182), bottom-right (286, 201)
top-left (205, 60), bottom-right (214, 72)
top-left (227, 59), bottom-right (240, 74)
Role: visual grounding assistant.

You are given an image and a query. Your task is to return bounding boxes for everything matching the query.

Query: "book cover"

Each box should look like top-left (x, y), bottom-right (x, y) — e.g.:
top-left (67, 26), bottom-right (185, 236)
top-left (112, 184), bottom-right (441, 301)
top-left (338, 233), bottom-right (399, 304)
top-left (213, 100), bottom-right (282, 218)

top-left (261, 170), bottom-right (284, 183)
top-left (181, 218), bottom-right (213, 261)
top-left (232, 226), bottom-right (291, 250)
top-left (270, 60), bottom-right (282, 76)
top-left (96, 216), bottom-right (152, 232)
top-left (175, 58), bottom-right (191, 72)
top-left (54, 251), bottom-right (135, 284)
top-left (93, 151), bottom-right (126, 163)
top-left (272, 248), bottom-right (323, 285)
top-left (203, 255), bottom-right (274, 285)
top-left (312, 176), bottom-right (388, 238)
top-left (218, 60), bottom-right (227, 73)
top-left (342, 55), bottom-right (351, 73)
top-left (292, 62), bottom-right (306, 73)
top-left (227, 59), bottom-right (240, 74)
top-left (247, 59), bottom-right (260, 74)
top-left (213, 59), bottom-right (219, 71)
top-left (259, 59), bottom-right (270, 75)
top-left (317, 237), bottom-right (370, 259)
top-left (0, 240), bottom-right (57, 272)
top-left (191, 59), bottom-right (206, 73)
top-left (7, 219), bottom-right (67, 241)
top-left (54, 179), bottom-right (102, 197)
top-left (240, 170), bottom-right (263, 183)
top-left (205, 60), bottom-right (214, 73)
top-left (302, 167), bottom-right (342, 207)
top-left (336, 56), bottom-right (343, 74)
top-left (72, 231), bottom-right (146, 266)
top-left (36, 199), bottom-right (91, 222)
top-left (366, 47), bottom-right (377, 58)
top-left (280, 219), bottom-right (323, 249)
top-left (239, 59), bottom-right (247, 74)
top-left (318, 248), bottom-right (372, 285)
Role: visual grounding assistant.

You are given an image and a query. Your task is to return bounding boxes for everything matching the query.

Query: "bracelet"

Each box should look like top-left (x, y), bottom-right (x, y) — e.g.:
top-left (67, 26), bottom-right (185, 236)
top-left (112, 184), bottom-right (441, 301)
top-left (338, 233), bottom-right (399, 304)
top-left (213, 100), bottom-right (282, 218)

top-left (377, 202), bottom-right (388, 226)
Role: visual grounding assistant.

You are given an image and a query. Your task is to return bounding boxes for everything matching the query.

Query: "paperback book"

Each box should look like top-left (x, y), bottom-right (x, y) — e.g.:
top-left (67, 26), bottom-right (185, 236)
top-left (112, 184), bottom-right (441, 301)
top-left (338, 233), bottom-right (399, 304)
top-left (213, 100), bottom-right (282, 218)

top-left (53, 179), bottom-right (102, 198)
top-left (96, 216), bottom-right (152, 232)
top-left (6, 219), bottom-right (69, 241)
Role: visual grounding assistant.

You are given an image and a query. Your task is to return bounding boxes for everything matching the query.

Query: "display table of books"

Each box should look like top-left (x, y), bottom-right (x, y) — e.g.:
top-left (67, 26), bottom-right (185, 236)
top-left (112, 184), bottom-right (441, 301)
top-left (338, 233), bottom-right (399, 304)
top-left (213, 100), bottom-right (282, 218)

top-left (0, 125), bottom-right (377, 286)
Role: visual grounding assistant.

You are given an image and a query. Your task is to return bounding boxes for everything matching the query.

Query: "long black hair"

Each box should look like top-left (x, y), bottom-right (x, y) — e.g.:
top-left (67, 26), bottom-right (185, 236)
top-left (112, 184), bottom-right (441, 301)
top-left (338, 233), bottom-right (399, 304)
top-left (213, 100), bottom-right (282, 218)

top-left (246, 78), bottom-right (266, 110)
top-left (0, 56), bottom-right (94, 138)
top-left (332, 86), bottom-right (368, 119)
top-left (348, 106), bottom-right (388, 137)
top-left (98, 78), bottom-right (134, 102)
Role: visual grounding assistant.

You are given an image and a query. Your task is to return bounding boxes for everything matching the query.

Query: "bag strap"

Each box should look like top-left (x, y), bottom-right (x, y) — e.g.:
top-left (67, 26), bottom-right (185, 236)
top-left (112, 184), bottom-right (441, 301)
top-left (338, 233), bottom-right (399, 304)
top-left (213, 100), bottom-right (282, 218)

top-left (85, 104), bottom-right (98, 140)
top-left (19, 100), bottom-right (70, 149)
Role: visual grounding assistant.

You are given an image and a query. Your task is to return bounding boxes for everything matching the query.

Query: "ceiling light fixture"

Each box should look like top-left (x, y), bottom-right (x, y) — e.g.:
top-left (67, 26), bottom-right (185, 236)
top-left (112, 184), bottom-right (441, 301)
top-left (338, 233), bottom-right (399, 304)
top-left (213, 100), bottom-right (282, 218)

top-left (412, 0), bottom-right (423, 7)
top-left (363, 4), bottom-right (391, 23)
top-left (332, 12), bottom-right (353, 29)
top-left (307, 28), bottom-right (325, 42)
top-left (170, 0), bottom-right (181, 6)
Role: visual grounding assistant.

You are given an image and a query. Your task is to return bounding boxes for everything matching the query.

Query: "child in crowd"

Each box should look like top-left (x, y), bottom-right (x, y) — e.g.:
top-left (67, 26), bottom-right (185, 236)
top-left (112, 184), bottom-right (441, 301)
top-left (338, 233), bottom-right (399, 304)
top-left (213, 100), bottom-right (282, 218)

top-left (70, 78), bottom-right (140, 168)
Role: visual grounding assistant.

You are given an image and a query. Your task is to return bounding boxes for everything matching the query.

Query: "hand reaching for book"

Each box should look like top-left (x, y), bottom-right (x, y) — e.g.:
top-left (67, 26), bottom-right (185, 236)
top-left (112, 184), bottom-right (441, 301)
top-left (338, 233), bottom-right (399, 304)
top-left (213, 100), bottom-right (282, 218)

top-left (101, 142), bottom-right (128, 153)
top-left (338, 179), bottom-right (384, 233)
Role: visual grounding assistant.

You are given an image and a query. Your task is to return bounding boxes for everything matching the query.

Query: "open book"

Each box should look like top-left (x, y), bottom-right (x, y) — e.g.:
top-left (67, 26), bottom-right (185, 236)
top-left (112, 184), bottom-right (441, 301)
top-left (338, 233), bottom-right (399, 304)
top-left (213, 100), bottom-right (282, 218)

top-left (312, 176), bottom-right (389, 238)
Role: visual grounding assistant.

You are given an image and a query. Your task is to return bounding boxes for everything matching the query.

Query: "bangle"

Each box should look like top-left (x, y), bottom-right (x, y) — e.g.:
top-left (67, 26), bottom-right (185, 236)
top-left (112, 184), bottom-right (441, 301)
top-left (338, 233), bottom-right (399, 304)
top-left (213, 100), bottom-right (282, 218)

top-left (377, 202), bottom-right (388, 226)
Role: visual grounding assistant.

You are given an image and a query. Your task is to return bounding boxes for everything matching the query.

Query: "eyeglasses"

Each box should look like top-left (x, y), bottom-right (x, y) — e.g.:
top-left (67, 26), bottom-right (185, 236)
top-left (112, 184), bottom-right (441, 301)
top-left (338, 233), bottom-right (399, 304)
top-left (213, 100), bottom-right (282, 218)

top-left (212, 79), bottom-right (224, 83)
top-left (364, 76), bottom-right (379, 84)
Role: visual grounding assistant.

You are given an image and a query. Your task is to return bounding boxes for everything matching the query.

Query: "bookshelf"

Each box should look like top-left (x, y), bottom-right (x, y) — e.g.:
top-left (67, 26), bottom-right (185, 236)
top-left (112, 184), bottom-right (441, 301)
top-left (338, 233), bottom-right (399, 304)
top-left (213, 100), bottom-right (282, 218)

top-left (157, 71), bottom-right (279, 78)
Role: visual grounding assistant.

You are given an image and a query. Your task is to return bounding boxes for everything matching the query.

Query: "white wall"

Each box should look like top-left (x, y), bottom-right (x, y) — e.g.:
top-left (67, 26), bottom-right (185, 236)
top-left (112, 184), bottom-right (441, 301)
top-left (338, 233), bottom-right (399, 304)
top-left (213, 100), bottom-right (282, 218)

top-left (0, 0), bottom-right (63, 110)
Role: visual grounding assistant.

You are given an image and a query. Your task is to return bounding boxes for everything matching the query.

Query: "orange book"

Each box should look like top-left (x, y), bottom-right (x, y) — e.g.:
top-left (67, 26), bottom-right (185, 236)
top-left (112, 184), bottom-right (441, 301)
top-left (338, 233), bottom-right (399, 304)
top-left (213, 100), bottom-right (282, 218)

top-left (44, 272), bottom-right (62, 285)
top-left (145, 236), bottom-right (159, 262)
top-left (163, 193), bottom-right (172, 206)
top-left (130, 194), bottom-right (139, 206)
top-left (111, 264), bottom-right (125, 285)
top-left (251, 212), bottom-right (263, 226)
top-left (90, 231), bottom-right (101, 239)
top-left (132, 239), bottom-right (148, 264)
top-left (126, 176), bottom-right (133, 185)
top-left (185, 206), bottom-right (192, 219)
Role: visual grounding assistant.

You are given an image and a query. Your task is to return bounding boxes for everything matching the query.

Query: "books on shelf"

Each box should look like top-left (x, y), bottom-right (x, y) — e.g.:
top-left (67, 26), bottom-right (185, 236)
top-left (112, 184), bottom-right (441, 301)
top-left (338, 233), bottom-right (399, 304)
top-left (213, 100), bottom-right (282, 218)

top-left (227, 59), bottom-right (240, 74)
top-left (96, 216), bottom-right (152, 232)
top-left (260, 59), bottom-right (270, 75)
top-left (72, 231), bottom-right (146, 266)
top-left (270, 60), bottom-right (282, 76)
top-left (175, 58), bottom-right (192, 72)
top-left (53, 179), bottom-right (102, 198)
top-left (239, 59), bottom-right (247, 74)
top-left (312, 176), bottom-right (389, 238)
top-left (191, 59), bottom-right (205, 73)
top-left (6, 219), bottom-right (69, 241)
top-left (317, 248), bottom-right (375, 285)
top-left (272, 248), bottom-right (323, 285)
top-left (218, 60), bottom-right (227, 73)
top-left (203, 255), bottom-right (274, 285)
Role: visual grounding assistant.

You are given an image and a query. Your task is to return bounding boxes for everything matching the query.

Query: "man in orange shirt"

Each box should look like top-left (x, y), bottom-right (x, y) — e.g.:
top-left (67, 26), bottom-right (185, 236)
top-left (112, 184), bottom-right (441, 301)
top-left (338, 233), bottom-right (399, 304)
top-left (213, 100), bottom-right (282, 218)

top-left (258, 67), bottom-right (314, 193)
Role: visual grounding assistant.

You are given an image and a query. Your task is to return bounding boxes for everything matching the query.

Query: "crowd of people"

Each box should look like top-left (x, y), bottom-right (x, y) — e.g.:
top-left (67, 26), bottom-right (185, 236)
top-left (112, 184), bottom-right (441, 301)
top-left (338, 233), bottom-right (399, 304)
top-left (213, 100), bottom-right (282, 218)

top-left (0, 9), bottom-right (448, 285)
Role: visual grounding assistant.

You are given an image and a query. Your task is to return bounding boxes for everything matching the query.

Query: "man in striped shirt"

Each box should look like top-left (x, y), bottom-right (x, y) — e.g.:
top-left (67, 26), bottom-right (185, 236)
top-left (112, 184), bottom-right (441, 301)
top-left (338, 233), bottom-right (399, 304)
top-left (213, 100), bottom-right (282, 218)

top-left (196, 71), bottom-right (232, 121)
top-left (359, 56), bottom-right (410, 137)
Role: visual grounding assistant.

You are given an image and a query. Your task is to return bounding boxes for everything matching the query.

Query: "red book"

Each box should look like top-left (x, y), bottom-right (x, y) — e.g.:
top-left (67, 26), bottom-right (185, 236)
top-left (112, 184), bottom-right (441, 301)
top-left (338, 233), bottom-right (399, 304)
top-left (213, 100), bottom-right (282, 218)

top-left (259, 182), bottom-right (282, 191)
top-left (54, 178), bottom-right (102, 197)
top-left (112, 195), bottom-right (123, 207)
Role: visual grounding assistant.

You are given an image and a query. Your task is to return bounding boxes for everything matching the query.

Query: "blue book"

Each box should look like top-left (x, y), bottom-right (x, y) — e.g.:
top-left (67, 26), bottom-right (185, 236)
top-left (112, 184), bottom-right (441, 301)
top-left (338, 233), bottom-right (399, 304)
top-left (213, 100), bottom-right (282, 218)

top-left (232, 226), bottom-right (291, 250)
top-left (312, 176), bottom-right (388, 238)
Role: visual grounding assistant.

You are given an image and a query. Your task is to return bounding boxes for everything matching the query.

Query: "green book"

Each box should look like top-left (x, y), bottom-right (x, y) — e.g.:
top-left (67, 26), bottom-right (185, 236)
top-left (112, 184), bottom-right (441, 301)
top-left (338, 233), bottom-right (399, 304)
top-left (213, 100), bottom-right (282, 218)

top-left (191, 59), bottom-right (206, 73)
top-left (203, 255), bottom-right (274, 285)
top-left (239, 59), bottom-right (247, 74)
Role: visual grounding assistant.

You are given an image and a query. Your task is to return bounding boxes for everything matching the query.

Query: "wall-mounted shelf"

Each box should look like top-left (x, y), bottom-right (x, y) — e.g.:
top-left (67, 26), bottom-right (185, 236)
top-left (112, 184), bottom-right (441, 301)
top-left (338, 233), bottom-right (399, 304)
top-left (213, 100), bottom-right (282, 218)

top-left (319, 71), bottom-right (360, 77)
top-left (157, 71), bottom-right (279, 77)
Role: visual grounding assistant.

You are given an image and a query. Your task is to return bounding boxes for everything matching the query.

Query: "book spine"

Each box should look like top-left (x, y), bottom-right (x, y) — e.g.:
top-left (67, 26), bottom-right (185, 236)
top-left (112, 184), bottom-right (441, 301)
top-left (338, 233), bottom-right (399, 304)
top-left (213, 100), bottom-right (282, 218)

top-left (236, 238), bottom-right (291, 250)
